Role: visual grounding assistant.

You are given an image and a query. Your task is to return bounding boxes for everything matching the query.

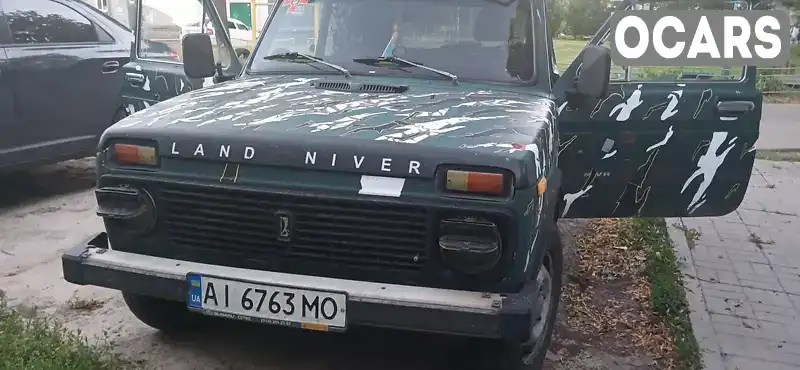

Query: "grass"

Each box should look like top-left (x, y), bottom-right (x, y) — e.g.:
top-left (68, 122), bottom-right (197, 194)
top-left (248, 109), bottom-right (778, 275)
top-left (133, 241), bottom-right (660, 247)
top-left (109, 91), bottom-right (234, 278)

top-left (756, 149), bottom-right (800, 162)
top-left (0, 302), bottom-right (133, 370)
top-left (630, 218), bottom-right (702, 370)
top-left (554, 39), bottom-right (800, 102)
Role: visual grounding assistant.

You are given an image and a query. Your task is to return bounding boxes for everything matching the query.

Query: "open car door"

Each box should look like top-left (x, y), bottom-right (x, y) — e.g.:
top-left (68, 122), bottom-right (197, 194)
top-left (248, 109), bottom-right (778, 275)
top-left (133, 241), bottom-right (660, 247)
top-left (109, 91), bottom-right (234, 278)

top-left (552, 0), bottom-right (761, 219)
top-left (121, 0), bottom-right (243, 115)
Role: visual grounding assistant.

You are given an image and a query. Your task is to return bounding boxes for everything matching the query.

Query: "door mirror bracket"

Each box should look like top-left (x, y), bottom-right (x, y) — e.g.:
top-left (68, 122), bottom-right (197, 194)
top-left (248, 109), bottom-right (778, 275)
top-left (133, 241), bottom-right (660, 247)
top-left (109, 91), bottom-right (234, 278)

top-left (214, 62), bottom-right (236, 83)
top-left (571, 45), bottom-right (611, 100)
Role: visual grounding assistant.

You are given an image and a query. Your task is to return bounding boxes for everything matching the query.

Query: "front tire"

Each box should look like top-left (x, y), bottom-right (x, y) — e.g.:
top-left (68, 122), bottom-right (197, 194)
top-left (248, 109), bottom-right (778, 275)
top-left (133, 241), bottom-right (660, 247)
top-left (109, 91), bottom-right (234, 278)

top-left (122, 292), bottom-right (202, 333)
top-left (466, 221), bottom-right (563, 370)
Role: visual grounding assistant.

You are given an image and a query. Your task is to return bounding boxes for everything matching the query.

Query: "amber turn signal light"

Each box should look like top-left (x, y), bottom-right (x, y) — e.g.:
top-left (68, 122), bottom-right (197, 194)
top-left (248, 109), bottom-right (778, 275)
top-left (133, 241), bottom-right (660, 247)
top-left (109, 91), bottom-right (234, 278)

top-left (537, 177), bottom-right (547, 197)
top-left (446, 170), bottom-right (505, 195)
top-left (113, 143), bottom-right (158, 166)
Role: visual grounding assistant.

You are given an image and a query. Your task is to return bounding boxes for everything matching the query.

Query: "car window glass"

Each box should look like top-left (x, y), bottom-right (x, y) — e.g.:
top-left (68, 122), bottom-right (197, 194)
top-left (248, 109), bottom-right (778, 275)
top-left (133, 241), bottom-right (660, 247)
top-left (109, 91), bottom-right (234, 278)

top-left (137, 0), bottom-right (231, 67)
top-left (226, 21), bottom-right (236, 29)
top-left (3, 0), bottom-right (100, 44)
top-left (552, 31), bottom-right (744, 83)
top-left (253, 0), bottom-right (535, 84)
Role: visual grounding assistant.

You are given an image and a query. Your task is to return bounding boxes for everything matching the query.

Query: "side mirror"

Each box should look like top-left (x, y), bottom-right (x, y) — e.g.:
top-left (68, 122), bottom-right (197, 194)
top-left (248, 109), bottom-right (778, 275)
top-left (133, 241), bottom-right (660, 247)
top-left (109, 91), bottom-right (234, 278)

top-left (182, 33), bottom-right (216, 79)
top-left (575, 45), bottom-right (611, 98)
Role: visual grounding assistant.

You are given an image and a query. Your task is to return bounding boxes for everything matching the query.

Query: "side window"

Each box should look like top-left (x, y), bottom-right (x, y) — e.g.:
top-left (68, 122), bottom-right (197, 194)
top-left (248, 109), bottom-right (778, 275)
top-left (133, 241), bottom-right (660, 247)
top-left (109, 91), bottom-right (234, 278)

top-left (3, 0), bottom-right (100, 44)
top-left (553, 33), bottom-right (744, 84)
top-left (137, 0), bottom-right (231, 66)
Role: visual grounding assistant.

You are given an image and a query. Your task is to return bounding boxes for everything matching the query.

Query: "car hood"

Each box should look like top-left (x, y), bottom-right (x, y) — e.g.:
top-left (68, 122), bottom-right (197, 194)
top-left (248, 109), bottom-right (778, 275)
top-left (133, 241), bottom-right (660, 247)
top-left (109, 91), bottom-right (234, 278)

top-left (107, 75), bottom-right (556, 186)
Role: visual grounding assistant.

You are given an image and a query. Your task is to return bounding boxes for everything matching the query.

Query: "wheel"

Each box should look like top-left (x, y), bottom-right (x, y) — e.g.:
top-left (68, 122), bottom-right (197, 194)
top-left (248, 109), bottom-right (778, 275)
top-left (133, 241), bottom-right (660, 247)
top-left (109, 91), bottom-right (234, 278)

top-left (122, 292), bottom-right (203, 333)
top-left (465, 221), bottom-right (563, 370)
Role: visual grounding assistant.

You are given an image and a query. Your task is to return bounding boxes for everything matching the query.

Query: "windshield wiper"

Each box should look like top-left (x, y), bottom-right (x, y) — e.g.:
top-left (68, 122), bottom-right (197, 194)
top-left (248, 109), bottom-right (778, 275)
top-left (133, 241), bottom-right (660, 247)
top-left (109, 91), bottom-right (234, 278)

top-left (264, 52), bottom-right (351, 78)
top-left (352, 56), bottom-right (458, 85)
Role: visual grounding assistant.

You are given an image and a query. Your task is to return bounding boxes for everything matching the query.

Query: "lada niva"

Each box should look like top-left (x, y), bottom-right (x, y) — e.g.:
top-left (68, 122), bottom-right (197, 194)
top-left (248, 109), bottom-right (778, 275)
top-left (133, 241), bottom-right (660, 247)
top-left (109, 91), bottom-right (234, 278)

top-left (61, 0), bottom-right (762, 368)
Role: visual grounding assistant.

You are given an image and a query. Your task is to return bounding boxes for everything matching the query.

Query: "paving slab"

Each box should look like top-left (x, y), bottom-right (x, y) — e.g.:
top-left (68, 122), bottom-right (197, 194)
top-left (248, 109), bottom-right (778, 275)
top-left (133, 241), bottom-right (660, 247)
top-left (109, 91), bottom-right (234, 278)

top-left (670, 159), bottom-right (800, 369)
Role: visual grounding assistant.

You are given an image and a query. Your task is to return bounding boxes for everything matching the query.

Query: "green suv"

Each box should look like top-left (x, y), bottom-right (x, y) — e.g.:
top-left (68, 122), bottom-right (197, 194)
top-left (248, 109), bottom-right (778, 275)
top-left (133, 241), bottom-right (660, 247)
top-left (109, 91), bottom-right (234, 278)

top-left (61, 0), bottom-right (762, 368)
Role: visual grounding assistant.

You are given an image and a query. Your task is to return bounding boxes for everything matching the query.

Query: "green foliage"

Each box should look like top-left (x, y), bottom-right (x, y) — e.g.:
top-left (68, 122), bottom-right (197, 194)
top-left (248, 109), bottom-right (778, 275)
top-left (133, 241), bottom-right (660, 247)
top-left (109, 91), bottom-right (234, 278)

top-left (631, 218), bottom-right (702, 370)
top-left (0, 303), bottom-right (134, 370)
top-left (641, 0), bottom-right (797, 10)
top-left (563, 0), bottom-right (613, 37)
top-left (758, 75), bottom-right (786, 92)
top-left (546, 0), bottom-right (567, 38)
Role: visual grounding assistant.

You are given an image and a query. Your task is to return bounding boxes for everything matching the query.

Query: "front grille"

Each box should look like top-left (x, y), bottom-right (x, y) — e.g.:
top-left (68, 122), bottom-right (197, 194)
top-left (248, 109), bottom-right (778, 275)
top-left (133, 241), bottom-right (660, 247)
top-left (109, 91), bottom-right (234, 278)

top-left (157, 184), bottom-right (431, 274)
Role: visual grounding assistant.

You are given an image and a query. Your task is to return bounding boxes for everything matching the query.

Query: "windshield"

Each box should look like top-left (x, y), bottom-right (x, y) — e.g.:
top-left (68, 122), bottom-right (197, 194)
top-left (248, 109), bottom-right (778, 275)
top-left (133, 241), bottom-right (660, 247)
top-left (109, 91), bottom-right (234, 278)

top-left (250, 0), bottom-right (535, 84)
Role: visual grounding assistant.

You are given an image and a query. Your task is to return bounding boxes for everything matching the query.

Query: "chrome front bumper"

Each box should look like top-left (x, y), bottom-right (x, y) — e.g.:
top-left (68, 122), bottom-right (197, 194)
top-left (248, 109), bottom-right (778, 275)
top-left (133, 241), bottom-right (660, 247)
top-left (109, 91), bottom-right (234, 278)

top-left (62, 233), bottom-right (539, 341)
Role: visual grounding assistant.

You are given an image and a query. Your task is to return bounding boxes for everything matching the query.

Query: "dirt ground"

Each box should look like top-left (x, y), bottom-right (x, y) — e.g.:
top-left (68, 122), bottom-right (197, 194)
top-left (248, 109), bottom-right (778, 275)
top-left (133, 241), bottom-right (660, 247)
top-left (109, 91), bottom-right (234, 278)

top-left (0, 159), bottom-right (659, 370)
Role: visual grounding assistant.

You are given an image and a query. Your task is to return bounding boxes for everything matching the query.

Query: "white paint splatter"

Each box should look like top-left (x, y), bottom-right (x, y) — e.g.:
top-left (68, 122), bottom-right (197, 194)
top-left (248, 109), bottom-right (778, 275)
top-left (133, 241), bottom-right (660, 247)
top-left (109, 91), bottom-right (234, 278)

top-left (661, 90), bottom-right (683, 121)
top-left (559, 135), bottom-right (578, 155)
top-left (602, 150), bottom-right (617, 159)
top-left (693, 89), bottom-right (713, 119)
top-left (609, 84), bottom-right (643, 121)
top-left (524, 232), bottom-right (539, 272)
top-left (557, 101), bottom-right (568, 114)
top-left (681, 132), bottom-right (736, 214)
top-left (375, 116), bottom-right (508, 144)
top-left (358, 176), bottom-right (405, 197)
top-left (561, 185), bottom-right (593, 218)
top-left (531, 144), bottom-right (541, 176)
top-left (646, 125), bottom-right (674, 152)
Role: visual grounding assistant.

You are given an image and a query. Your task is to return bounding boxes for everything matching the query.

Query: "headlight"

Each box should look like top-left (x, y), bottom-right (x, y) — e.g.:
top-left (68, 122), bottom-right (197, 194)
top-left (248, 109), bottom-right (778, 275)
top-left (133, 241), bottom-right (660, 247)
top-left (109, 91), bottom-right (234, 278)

top-left (96, 186), bottom-right (156, 235)
top-left (438, 217), bottom-right (502, 274)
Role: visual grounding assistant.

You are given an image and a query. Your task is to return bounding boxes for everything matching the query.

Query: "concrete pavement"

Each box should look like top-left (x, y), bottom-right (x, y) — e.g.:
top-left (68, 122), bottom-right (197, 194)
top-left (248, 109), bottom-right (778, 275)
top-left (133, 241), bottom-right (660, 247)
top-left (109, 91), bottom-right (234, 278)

top-left (670, 159), bottom-right (800, 370)
top-left (758, 104), bottom-right (800, 150)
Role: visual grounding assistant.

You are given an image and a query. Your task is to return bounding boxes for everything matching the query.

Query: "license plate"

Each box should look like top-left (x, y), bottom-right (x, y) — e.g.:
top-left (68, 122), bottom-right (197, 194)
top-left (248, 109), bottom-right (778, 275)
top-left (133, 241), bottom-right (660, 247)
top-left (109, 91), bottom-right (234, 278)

top-left (186, 273), bottom-right (347, 331)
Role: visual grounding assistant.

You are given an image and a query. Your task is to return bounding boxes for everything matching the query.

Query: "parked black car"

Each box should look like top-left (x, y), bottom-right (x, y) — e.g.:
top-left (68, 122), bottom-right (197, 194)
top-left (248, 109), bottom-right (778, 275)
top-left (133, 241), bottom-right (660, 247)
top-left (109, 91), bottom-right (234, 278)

top-left (0, 0), bottom-right (175, 171)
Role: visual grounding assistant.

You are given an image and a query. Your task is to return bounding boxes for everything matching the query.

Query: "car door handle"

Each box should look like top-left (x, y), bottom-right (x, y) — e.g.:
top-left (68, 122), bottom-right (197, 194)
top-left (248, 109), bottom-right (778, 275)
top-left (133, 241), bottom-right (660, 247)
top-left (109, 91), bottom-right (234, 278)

top-left (101, 61), bottom-right (120, 74)
top-left (717, 100), bottom-right (755, 114)
top-left (125, 72), bottom-right (145, 87)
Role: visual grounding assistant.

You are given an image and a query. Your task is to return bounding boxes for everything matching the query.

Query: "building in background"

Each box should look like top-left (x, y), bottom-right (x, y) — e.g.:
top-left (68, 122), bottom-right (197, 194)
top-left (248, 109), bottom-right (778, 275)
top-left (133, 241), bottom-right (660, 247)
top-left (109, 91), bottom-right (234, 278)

top-left (81, 0), bottom-right (135, 28)
top-left (82, 0), bottom-right (284, 36)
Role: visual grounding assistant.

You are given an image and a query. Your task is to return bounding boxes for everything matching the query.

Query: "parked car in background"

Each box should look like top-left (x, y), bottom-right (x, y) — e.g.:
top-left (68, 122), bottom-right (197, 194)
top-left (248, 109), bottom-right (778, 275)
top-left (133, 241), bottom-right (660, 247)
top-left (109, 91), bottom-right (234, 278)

top-left (0, 0), bottom-right (136, 171)
top-left (180, 18), bottom-right (253, 59)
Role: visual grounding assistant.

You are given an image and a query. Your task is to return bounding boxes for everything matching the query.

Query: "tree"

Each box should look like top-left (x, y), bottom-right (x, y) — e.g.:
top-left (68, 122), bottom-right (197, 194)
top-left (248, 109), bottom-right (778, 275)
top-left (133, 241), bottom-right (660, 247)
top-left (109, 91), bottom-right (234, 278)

top-left (643, 0), bottom-right (799, 9)
top-left (546, 0), bottom-right (567, 38)
top-left (564, 0), bottom-right (613, 37)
